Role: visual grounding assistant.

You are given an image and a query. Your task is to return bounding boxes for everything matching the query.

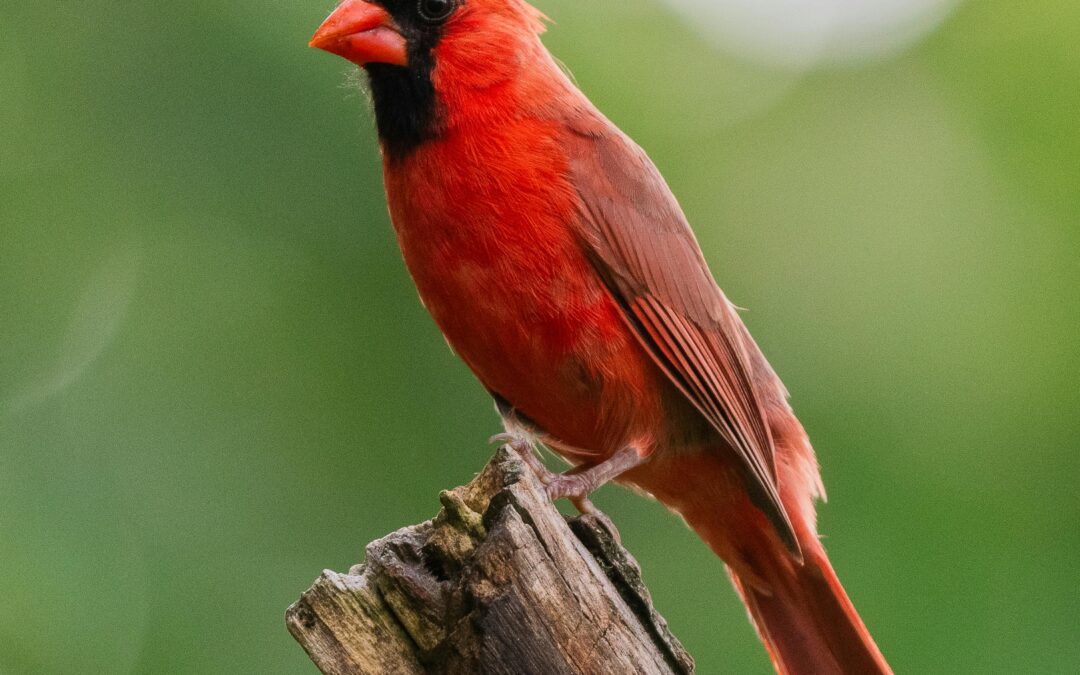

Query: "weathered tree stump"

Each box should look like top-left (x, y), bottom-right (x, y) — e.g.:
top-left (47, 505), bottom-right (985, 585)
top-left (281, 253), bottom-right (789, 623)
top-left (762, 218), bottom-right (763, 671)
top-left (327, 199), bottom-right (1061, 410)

top-left (286, 447), bottom-right (694, 674)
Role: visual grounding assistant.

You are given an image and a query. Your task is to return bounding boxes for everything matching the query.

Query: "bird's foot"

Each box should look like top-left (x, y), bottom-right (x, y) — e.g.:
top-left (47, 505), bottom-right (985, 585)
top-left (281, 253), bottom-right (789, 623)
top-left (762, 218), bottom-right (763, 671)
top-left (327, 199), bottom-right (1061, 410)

top-left (490, 432), bottom-right (554, 481)
top-left (492, 434), bottom-right (645, 544)
top-left (569, 494), bottom-right (623, 545)
top-left (542, 445), bottom-right (644, 502)
top-left (544, 470), bottom-right (602, 502)
top-left (491, 432), bottom-right (603, 505)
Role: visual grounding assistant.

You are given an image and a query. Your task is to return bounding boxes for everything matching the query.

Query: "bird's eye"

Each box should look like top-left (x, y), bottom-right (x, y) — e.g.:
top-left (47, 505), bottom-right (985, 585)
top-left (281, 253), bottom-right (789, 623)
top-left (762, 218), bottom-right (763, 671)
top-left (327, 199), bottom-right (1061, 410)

top-left (418, 0), bottom-right (457, 23)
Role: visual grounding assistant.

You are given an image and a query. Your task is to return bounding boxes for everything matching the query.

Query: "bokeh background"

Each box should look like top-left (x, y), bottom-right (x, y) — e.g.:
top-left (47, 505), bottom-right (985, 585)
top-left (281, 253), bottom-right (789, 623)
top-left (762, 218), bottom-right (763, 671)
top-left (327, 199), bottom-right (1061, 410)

top-left (2, 0), bottom-right (1078, 672)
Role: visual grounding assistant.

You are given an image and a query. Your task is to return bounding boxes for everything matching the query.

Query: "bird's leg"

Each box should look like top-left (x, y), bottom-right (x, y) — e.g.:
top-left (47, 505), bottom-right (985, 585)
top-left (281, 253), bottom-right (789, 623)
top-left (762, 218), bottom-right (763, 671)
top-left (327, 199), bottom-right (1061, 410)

top-left (493, 433), bottom-right (641, 545)
top-left (545, 446), bottom-right (645, 546)
top-left (544, 445), bottom-right (645, 504)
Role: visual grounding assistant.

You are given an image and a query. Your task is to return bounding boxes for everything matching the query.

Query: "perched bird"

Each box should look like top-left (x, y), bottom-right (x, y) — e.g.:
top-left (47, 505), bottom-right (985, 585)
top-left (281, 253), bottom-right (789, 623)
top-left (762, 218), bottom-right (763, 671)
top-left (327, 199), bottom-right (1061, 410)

top-left (310, 0), bottom-right (891, 672)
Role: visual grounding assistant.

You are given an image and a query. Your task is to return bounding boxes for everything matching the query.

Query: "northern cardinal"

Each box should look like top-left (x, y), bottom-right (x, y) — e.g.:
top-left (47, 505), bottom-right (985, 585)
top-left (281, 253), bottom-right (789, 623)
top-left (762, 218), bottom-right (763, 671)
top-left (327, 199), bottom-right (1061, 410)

top-left (310, 1), bottom-right (891, 672)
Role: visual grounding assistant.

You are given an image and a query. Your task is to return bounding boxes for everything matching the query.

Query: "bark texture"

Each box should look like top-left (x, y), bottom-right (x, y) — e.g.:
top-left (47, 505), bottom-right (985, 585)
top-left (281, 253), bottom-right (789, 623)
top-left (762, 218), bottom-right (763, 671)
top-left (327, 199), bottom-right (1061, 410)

top-left (286, 448), bottom-right (694, 674)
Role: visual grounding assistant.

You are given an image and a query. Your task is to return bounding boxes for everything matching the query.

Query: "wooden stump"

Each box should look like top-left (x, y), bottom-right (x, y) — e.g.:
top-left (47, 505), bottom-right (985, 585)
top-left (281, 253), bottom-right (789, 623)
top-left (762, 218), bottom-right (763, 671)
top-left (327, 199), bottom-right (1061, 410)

top-left (286, 447), bottom-right (695, 674)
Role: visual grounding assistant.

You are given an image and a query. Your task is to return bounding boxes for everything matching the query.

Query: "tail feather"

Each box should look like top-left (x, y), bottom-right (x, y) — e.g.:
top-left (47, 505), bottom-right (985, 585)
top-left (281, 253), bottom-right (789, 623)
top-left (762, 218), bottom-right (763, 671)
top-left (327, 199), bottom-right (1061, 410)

top-left (632, 451), bottom-right (891, 674)
top-left (730, 546), bottom-right (892, 675)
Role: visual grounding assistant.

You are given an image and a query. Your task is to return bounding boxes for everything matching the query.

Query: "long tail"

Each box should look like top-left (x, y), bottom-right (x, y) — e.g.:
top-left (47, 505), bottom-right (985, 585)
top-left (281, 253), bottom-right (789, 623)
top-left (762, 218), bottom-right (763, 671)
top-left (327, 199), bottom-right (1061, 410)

top-left (728, 544), bottom-right (892, 675)
top-left (634, 451), bottom-right (891, 675)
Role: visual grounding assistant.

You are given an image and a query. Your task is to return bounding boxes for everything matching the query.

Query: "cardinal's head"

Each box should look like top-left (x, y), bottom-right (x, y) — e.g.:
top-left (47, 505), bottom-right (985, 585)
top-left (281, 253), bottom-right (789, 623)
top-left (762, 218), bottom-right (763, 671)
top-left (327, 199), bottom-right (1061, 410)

top-left (310, 0), bottom-right (549, 157)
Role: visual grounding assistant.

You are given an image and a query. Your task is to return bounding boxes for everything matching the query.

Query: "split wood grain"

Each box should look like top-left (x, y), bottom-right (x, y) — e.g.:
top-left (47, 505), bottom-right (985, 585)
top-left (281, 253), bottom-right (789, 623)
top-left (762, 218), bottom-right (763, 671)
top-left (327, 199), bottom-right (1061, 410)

top-left (286, 447), bottom-right (694, 674)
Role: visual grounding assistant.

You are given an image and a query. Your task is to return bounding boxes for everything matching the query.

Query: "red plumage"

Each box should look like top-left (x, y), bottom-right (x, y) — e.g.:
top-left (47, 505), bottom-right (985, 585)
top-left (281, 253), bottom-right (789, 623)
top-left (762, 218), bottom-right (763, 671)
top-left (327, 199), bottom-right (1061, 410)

top-left (312, 0), bottom-right (891, 672)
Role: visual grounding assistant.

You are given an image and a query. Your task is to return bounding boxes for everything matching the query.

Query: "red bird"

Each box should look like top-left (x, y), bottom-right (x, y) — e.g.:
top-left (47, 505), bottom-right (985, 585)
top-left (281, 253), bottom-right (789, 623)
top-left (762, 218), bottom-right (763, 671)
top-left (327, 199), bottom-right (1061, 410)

top-left (311, 1), bottom-right (891, 672)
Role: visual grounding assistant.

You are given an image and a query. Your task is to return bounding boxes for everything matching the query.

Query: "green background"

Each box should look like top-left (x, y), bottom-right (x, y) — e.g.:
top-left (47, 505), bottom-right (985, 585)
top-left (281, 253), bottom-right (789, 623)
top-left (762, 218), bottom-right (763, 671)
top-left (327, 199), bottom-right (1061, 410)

top-left (2, 1), bottom-right (1077, 672)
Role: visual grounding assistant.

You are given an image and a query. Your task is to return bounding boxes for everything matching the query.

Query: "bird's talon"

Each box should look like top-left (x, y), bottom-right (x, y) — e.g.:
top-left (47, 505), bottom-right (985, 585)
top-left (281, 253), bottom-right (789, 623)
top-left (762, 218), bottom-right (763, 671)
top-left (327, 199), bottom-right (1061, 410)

top-left (544, 474), bottom-right (590, 502)
top-left (573, 498), bottom-right (623, 545)
top-left (571, 494), bottom-right (599, 515)
top-left (544, 481), bottom-right (561, 502)
top-left (489, 432), bottom-right (517, 447)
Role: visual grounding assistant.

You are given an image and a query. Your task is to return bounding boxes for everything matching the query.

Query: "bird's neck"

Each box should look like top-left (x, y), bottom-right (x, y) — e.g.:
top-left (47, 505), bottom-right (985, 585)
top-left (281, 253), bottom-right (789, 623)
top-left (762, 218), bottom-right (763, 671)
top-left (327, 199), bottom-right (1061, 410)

top-left (367, 40), bottom-right (578, 163)
top-left (365, 58), bottom-right (440, 162)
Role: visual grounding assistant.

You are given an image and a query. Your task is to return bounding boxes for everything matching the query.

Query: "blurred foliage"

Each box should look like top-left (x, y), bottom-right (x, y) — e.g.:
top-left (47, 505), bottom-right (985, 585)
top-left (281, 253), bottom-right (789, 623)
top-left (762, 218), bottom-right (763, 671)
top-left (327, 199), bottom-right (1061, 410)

top-left (1, 1), bottom-right (1077, 673)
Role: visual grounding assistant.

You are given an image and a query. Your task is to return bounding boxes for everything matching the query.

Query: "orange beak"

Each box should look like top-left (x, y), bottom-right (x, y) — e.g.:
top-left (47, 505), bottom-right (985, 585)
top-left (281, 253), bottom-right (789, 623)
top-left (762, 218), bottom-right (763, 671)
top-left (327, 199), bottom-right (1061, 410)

top-left (309, 0), bottom-right (408, 67)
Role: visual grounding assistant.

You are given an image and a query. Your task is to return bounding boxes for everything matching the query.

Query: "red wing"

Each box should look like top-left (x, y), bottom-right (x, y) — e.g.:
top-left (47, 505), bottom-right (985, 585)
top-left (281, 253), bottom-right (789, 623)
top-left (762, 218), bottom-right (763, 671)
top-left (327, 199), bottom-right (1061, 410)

top-left (567, 125), bottom-right (799, 553)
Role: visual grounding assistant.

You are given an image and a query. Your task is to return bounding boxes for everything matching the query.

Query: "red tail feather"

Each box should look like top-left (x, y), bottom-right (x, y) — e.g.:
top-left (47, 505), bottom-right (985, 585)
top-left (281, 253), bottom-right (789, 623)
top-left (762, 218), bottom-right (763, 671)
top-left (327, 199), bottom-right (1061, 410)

top-left (730, 546), bottom-right (892, 675)
top-left (635, 450), bottom-right (891, 674)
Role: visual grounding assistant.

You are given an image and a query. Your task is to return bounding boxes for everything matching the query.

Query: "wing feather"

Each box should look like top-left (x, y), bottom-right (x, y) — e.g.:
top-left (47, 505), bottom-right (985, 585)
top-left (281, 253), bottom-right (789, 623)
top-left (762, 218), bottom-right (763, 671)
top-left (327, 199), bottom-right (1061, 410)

top-left (567, 125), bottom-right (799, 554)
